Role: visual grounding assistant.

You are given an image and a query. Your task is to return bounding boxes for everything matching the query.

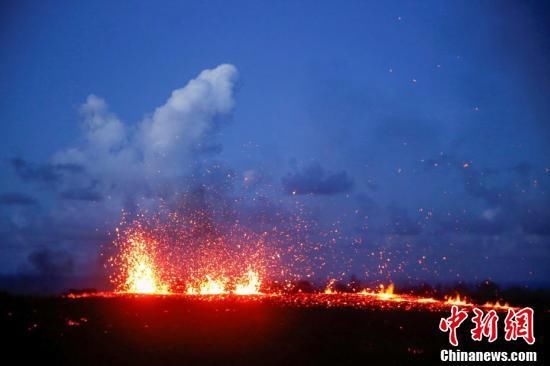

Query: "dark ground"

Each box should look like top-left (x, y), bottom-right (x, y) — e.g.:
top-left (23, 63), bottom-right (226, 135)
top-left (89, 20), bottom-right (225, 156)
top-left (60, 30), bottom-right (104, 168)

top-left (1, 294), bottom-right (547, 365)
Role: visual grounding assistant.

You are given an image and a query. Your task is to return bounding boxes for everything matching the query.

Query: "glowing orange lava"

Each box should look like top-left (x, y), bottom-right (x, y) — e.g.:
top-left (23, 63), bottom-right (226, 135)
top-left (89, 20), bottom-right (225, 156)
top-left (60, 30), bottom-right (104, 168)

top-left (107, 211), bottom-right (271, 296)
top-left (445, 294), bottom-right (473, 307)
top-left (358, 283), bottom-right (403, 301)
top-left (126, 259), bottom-right (167, 294)
top-left (323, 279), bottom-right (337, 294)
top-left (184, 270), bottom-right (262, 295)
top-left (111, 228), bottom-right (169, 294)
top-left (482, 300), bottom-right (511, 310)
top-left (187, 276), bottom-right (228, 295)
top-left (234, 269), bottom-right (262, 295)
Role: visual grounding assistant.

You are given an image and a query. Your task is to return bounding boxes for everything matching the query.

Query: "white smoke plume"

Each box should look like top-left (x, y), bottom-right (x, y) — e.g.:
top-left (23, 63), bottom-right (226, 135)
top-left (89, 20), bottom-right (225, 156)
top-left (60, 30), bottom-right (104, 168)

top-left (52, 64), bottom-right (238, 206)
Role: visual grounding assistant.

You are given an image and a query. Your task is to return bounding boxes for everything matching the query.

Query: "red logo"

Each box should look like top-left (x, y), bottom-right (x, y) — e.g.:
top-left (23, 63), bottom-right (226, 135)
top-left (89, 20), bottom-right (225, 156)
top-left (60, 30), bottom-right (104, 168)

top-left (439, 306), bottom-right (535, 346)
top-left (471, 308), bottom-right (498, 342)
top-left (439, 305), bottom-right (469, 346)
top-left (504, 307), bottom-right (535, 345)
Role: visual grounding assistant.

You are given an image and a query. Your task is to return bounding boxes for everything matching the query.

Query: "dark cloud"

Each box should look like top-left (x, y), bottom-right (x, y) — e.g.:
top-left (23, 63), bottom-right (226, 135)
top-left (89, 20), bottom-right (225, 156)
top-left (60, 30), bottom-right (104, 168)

top-left (0, 192), bottom-right (38, 206)
top-left (282, 162), bottom-right (353, 195)
top-left (28, 248), bottom-right (75, 276)
top-left (10, 157), bottom-right (84, 184)
top-left (59, 188), bottom-right (103, 202)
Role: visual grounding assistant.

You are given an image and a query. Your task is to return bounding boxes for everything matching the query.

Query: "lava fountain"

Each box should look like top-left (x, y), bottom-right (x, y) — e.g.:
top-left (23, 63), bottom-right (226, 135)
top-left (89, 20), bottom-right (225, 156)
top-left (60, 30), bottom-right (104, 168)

top-left (234, 269), bottom-right (262, 295)
top-left (108, 212), bottom-right (268, 296)
top-left (186, 276), bottom-right (228, 295)
top-left (109, 226), bottom-right (169, 294)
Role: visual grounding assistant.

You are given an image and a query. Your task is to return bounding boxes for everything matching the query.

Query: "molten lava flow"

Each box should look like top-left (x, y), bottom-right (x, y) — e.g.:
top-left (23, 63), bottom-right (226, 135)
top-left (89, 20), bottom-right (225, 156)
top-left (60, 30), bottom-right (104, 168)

top-left (234, 270), bottom-right (262, 295)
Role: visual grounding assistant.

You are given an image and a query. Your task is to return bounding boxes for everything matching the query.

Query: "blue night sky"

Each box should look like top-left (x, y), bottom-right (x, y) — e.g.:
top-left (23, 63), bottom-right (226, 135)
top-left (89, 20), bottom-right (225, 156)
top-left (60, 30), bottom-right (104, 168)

top-left (1, 0), bottom-right (549, 290)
